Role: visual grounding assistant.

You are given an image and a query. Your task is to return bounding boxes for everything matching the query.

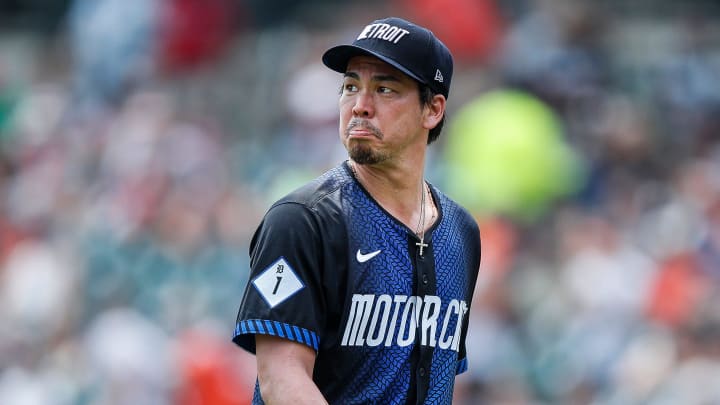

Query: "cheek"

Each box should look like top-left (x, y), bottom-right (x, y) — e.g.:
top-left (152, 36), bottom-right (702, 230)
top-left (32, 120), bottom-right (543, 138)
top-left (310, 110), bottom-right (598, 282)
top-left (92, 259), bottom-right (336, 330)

top-left (339, 100), bottom-right (350, 112)
top-left (339, 99), bottom-right (357, 127)
top-left (338, 100), bottom-right (350, 139)
top-left (338, 98), bottom-right (351, 118)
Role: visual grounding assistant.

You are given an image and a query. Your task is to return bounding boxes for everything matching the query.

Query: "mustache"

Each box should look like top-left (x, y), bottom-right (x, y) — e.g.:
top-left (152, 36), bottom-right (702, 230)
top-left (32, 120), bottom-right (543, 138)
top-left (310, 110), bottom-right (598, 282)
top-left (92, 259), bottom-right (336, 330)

top-left (345, 119), bottom-right (383, 139)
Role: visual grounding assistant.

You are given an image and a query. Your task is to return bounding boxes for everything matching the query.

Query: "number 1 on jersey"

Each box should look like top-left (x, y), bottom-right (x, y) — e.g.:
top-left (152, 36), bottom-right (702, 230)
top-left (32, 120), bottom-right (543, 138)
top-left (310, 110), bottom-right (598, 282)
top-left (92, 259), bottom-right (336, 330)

top-left (272, 276), bottom-right (282, 294)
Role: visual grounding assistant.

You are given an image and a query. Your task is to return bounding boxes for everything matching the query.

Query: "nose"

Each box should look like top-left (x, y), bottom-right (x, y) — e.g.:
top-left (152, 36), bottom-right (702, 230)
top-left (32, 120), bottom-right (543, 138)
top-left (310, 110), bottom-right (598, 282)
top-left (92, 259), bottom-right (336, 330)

top-left (351, 91), bottom-right (374, 118)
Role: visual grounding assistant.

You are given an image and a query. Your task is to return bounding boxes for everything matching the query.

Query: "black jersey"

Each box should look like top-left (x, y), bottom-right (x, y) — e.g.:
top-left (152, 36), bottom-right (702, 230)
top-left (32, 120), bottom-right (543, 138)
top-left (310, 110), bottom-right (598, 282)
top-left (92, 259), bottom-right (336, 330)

top-left (233, 161), bottom-right (481, 405)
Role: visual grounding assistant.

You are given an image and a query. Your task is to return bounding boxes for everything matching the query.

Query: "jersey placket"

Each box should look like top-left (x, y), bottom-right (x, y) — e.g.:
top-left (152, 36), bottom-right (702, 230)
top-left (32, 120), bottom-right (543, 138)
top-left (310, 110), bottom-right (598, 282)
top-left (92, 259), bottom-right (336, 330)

top-left (408, 231), bottom-right (437, 404)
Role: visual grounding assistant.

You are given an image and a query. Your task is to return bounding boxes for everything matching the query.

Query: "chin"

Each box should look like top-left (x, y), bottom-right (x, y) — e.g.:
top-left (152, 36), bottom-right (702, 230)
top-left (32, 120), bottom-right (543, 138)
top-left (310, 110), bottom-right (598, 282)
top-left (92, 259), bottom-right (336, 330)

top-left (349, 146), bottom-right (383, 165)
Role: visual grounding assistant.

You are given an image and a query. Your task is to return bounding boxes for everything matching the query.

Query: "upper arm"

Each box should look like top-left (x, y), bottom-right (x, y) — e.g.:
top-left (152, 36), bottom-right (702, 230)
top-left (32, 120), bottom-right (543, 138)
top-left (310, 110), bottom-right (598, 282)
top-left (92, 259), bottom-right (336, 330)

top-left (255, 334), bottom-right (327, 404)
top-left (256, 334), bottom-right (316, 377)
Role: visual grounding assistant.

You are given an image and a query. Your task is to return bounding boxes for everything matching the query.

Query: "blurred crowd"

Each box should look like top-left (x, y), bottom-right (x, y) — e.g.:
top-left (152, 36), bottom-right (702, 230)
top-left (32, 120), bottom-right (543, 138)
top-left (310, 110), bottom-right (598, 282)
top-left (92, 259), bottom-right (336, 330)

top-left (1, 0), bottom-right (719, 404)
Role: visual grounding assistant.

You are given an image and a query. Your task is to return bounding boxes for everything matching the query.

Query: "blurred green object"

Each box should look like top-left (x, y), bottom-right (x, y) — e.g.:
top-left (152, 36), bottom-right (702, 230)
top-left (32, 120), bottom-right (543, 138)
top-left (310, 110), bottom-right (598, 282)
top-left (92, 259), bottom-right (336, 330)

top-left (444, 89), bottom-right (585, 222)
top-left (266, 167), bottom-right (320, 205)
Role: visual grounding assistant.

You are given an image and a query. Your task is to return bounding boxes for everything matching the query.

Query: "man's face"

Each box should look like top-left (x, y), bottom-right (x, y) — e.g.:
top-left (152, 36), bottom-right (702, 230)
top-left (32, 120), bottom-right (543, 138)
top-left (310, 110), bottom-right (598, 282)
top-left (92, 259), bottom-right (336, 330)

top-left (338, 55), bottom-right (427, 165)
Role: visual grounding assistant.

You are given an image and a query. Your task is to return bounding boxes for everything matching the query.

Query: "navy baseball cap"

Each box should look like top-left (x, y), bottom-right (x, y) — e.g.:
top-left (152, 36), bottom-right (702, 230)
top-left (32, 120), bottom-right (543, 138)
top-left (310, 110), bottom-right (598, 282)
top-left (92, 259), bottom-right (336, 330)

top-left (322, 17), bottom-right (453, 99)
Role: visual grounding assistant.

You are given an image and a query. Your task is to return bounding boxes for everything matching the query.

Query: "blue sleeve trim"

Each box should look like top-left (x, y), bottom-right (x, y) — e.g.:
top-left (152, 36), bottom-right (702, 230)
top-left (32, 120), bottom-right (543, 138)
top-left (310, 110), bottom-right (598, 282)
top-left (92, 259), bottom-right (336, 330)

top-left (234, 319), bottom-right (319, 352)
top-left (456, 358), bottom-right (468, 375)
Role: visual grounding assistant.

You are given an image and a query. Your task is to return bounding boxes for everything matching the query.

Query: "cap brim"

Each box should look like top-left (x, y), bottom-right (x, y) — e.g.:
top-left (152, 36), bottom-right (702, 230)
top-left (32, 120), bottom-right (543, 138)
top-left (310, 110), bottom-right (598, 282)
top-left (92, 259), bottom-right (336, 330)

top-left (322, 44), bottom-right (426, 85)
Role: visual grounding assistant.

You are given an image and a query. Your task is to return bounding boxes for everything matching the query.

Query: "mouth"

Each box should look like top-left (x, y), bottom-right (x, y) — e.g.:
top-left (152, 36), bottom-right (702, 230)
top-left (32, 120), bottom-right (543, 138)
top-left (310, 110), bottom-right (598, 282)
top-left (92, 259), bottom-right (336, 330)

top-left (348, 128), bottom-right (376, 138)
top-left (346, 120), bottom-right (382, 140)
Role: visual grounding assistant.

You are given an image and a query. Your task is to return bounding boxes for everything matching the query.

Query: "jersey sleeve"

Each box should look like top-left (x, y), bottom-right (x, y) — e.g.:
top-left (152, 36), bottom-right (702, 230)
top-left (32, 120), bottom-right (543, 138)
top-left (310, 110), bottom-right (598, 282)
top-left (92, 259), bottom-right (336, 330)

top-left (233, 201), bottom-right (326, 354)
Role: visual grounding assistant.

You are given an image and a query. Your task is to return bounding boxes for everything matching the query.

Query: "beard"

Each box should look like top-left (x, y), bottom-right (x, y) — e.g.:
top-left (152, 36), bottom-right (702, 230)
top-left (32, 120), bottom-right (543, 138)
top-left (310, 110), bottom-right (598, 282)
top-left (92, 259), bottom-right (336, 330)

top-left (345, 119), bottom-right (387, 165)
top-left (348, 143), bottom-right (387, 164)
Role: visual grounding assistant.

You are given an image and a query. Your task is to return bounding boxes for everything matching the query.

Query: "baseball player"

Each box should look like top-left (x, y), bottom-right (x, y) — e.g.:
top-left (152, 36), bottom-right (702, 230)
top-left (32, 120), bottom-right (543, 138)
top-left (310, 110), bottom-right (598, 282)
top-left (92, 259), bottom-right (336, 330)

top-left (233, 17), bottom-right (481, 405)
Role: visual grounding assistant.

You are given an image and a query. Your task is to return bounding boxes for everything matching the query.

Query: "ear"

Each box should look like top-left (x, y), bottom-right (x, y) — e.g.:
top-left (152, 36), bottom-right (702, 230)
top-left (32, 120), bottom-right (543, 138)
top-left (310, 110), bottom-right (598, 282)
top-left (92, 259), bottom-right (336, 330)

top-left (422, 94), bottom-right (446, 130)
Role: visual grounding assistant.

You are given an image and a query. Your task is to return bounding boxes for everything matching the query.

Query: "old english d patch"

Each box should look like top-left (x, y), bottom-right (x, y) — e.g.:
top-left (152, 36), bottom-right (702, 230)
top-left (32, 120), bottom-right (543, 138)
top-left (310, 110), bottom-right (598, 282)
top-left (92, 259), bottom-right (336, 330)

top-left (252, 257), bottom-right (305, 308)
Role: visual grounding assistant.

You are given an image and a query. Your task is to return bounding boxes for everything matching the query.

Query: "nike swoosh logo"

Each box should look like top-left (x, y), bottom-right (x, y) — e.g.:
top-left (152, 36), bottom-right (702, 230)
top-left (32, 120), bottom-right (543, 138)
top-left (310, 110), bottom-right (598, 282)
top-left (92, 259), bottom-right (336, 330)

top-left (356, 249), bottom-right (382, 263)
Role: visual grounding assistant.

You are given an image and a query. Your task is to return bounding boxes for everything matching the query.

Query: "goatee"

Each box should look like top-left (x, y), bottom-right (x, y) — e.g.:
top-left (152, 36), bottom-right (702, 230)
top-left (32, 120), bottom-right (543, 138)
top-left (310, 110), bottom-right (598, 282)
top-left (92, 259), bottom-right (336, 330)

top-left (349, 144), bottom-right (384, 165)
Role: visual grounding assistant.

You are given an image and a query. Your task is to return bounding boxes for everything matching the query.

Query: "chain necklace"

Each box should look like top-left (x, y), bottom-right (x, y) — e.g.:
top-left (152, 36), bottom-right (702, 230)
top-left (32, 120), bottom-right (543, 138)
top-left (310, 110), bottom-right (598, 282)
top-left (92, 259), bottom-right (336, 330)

top-left (415, 180), bottom-right (426, 236)
top-left (415, 182), bottom-right (434, 256)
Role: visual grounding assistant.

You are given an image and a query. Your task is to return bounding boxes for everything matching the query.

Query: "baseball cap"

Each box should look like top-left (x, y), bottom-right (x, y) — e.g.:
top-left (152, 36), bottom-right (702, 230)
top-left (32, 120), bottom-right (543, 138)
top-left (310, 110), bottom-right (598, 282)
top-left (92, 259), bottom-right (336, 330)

top-left (322, 17), bottom-right (453, 99)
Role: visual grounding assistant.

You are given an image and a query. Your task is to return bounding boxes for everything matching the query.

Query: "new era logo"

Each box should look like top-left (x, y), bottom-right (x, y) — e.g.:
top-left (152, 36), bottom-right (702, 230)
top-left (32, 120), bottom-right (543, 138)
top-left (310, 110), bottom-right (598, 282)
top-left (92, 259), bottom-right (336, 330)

top-left (434, 69), bottom-right (444, 83)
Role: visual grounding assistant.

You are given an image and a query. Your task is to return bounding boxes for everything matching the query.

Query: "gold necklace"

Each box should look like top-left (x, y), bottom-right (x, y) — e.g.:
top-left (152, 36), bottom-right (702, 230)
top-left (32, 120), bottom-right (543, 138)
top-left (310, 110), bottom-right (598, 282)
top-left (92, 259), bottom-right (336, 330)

top-left (415, 181), bottom-right (426, 238)
top-left (416, 182), bottom-right (433, 256)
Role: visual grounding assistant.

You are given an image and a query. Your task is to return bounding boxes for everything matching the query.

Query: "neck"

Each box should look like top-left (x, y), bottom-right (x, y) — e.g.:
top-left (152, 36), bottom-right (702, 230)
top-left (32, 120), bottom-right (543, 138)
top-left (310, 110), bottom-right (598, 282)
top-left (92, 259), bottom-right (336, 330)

top-left (349, 158), bottom-right (434, 234)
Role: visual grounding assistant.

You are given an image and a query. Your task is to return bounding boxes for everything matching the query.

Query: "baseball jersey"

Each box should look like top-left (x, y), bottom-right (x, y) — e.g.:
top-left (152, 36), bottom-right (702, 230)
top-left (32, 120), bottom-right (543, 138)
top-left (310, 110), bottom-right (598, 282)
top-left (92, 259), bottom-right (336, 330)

top-left (233, 161), bottom-right (481, 405)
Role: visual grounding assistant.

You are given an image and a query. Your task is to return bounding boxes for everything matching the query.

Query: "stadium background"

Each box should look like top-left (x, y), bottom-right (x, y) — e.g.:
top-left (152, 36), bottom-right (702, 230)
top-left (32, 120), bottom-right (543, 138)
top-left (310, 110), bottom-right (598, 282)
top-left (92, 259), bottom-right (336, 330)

top-left (1, 0), bottom-right (719, 403)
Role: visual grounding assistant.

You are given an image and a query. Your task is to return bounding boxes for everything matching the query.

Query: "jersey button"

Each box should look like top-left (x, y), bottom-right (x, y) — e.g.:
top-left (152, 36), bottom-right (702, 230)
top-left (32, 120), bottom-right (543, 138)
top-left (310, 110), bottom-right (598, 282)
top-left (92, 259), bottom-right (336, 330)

top-left (422, 274), bottom-right (428, 285)
top-left (419, 367), bottom-right (426, 377)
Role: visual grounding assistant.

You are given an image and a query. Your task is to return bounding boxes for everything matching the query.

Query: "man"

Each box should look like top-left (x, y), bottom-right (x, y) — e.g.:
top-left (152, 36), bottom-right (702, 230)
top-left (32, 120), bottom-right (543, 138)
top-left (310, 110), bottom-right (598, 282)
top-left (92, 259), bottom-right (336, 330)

top-left (232, 17), bottom-right (481, 404)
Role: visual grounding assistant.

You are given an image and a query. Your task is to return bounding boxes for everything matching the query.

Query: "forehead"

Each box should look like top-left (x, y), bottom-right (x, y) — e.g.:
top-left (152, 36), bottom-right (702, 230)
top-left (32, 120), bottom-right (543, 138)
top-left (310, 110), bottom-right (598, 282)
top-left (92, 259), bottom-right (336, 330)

top-left (345, 55), bottom-right (414, 82)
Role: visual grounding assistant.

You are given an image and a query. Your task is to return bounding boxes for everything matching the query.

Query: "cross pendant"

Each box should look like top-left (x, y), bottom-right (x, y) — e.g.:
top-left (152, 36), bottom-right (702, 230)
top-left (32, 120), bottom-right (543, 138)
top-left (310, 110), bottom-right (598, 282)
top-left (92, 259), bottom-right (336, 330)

top-left (416, 238), bottom-right (429, 256)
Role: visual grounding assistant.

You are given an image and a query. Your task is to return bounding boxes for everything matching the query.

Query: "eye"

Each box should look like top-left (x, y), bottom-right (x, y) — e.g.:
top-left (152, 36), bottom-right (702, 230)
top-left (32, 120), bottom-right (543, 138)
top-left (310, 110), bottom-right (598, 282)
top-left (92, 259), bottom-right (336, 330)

top-left (343, 83), bottom-right (358, 93)
top-left (378, 86), bottom-right (393, 94)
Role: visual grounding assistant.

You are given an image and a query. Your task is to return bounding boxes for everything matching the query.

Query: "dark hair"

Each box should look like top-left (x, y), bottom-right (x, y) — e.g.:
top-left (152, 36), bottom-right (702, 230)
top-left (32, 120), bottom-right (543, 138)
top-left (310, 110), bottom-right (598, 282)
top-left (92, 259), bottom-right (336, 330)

top-left (419, 84), bottom-right (445, 144)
